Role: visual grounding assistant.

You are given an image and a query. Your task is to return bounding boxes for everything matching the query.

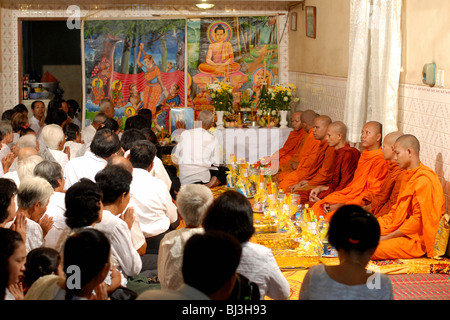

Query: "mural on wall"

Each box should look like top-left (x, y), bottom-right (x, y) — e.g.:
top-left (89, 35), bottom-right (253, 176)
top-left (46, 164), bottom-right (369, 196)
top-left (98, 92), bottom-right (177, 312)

top-left (83, 19), bottom-right (185, 131)
top-left (187, 16), bottom-right (279, 117)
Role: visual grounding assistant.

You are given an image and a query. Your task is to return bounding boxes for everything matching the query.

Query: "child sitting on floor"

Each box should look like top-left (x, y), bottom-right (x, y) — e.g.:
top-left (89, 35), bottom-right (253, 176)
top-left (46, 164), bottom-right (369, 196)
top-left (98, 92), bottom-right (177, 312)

top-left (299, 205), bottom-right (393, 300)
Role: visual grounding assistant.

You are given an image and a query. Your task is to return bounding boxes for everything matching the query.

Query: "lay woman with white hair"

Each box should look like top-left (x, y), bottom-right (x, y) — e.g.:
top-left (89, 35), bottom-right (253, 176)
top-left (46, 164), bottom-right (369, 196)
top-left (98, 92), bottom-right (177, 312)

top-left (17, 176), bottom-right (54, 253)
top-left (40, 124), bottom-right (69, 170)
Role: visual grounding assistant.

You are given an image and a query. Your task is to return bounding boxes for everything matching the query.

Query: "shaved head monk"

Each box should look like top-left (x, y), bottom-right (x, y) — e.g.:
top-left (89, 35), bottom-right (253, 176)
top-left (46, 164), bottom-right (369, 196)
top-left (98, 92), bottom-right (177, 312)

top-left (276, 110), bottom-right (320, 178)
top-left (280, 115), bottom-right (333, 193)
top-left (312, 121), bottom-right (388, 221)
top-left (371, 134), bottom-right (446, 260)
top-left (297, 121), bottom-right (360, 205)
top-left (362, 131), bottom-right (405, 217)
top-left (265, 111), bottom-right (306, 169)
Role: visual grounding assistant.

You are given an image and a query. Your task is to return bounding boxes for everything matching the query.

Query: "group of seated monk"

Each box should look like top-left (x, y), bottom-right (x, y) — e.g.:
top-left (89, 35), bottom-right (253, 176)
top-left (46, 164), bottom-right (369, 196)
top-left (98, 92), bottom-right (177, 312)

top-left (266, 110), bottom-right (447, 261)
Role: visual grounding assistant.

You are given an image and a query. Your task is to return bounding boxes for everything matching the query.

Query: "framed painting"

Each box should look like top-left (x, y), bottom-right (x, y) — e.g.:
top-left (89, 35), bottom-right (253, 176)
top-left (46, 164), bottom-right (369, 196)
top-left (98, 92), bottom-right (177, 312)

top-left (170, 107), bottom-right (194, 134)
top-left (306, 6), bottom-right (316, 38)
top-left (290, 12), bottom-right (297, 31)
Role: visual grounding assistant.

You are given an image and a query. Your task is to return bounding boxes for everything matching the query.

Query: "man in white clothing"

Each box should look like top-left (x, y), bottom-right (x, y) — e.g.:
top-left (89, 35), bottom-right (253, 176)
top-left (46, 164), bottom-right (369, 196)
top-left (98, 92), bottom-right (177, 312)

top-left (173, 110), bottom-right (225, 187)
top-left (81, 112), bottom-right (107, 148)
top-left (40, 124), bottom-right (70, 170)
top-left (64, 128), bottom-right (122, 190)
top-left (29, 100), bottom-right (46, 137)
top-left (33, 160), bottom-right (67, 250)
top-left (138, 231), bottom-right (242, 300)
top-left (128, 140), bottom-right (178, 255)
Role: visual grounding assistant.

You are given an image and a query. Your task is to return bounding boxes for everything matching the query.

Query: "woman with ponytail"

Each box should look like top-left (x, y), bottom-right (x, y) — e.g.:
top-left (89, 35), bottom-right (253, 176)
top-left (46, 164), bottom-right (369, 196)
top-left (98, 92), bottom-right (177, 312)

top-left (299, 205), bottom-right (393, 300)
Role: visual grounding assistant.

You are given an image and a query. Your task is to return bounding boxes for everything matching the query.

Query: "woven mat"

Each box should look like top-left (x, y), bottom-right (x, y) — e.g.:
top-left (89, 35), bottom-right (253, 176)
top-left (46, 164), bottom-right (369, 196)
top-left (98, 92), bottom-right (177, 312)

top-left (389, 273), bottom-right (450, 300)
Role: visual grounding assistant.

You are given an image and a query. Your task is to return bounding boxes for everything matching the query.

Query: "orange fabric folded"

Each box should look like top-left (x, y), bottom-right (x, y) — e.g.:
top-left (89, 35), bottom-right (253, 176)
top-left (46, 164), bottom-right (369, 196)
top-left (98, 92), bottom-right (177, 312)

top-left (275, 128), bottom-right (307, 167)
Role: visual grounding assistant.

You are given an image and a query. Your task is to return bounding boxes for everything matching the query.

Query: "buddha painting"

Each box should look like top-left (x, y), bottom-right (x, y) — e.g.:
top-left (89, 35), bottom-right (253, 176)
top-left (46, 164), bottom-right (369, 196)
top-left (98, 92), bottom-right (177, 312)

top-left (198, 24), bottom-right (241, 77)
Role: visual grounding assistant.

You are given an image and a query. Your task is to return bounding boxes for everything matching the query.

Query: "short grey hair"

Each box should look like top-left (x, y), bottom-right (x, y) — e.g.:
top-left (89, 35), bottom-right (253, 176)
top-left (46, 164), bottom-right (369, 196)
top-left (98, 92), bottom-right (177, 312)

top-left (17, 175), bottom-right (53, 209)
top-left (41, 124), bottom-right (65, 150)
top-left (17, 134), bottom-right (37, 150)
top-left (198, 110), bottom-right (214, 126)
top-left (93, 112), bottom-right (108, 124)
top-left (33, 160), bottom-right (63, 189)
top-left (18, 155), bottom-right (43, 182)
top-left (0, 120), bottom-right (12, 138)
top-left (175, 184), bottom-right (213, 226)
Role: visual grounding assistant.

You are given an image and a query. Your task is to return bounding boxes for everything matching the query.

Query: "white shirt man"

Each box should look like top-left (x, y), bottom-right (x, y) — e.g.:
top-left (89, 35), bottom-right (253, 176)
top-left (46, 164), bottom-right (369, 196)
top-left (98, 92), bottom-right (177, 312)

top-left (64, 149), bottom-right (107, 189)
top-left (43, 191), bottom-right (66, 250)
top-left (174, 127), bottom-right (221, 185)
top-left (94, 209), bottom-right (142, 286)
top-left (29, 101), bottom-right (46, 136)
top-left (129, 168), bottom-right (178, 238)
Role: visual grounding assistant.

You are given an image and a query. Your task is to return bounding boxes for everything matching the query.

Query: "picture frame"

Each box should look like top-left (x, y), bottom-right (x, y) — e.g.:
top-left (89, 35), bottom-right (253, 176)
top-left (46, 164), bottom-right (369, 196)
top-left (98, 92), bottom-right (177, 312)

top-left (305, 6), bottom-right (316, 38)
top-left (169, 107), bottom-right (194, 134)
top-left (290, 12), bottom-right (297, 31)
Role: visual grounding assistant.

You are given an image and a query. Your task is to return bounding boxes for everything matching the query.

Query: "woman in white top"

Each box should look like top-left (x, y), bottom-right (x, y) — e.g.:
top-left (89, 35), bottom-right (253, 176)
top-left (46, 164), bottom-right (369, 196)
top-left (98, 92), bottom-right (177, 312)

top-left (203, 190), bottom-right (291, 300)
top-left (299, 205), bottom-right (393, 300)
top-left (63, 123), bottom-right (86, 159)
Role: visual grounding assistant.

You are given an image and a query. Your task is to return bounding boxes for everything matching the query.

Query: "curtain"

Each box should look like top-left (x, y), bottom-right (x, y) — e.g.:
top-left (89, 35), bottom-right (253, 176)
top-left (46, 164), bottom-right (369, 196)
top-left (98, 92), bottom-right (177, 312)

top-left (344, 0), bottom-right (402, 143)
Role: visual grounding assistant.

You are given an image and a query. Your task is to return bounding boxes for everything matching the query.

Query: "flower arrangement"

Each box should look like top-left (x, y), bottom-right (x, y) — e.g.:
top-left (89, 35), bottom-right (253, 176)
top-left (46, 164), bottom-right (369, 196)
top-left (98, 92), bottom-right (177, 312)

top-left (268, 83), bottom-right (299, 111)
top-left (206, 81), bottom-right (234, 113)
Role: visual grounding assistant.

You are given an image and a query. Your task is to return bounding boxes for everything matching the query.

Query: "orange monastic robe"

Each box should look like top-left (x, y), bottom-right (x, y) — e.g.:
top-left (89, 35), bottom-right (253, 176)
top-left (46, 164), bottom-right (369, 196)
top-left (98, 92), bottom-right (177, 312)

top-left (298, 143), bottom-right (361, 204)
top-left (371, 163), bottom-right (445, 260)
top-left (312, 148), bottom-right (388, 221)
top-left (363, 161), bottom-right (405, 218)
top-left (273, 128), bottom-right (307, 168)
top-left (278, 136), bottom-right (325, 192)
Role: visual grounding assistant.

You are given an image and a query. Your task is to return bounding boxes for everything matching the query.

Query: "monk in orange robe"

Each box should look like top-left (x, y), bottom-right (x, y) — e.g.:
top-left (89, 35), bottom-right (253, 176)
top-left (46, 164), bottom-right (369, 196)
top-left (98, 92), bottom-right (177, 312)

top-left (276, 110), bottom-right (319, 176)
top-left (371, 134), bottom-right (446, 260)
top-left (312, 121), bottom-right (388, 221)
top-left (281, 115), bottom-right (333, 193)
top-left (362, 131), bottom-right (405, 218)
top-left (296, 121), bottom-right (360, 205)
top-left (264, 111), bottom-right (306, 169)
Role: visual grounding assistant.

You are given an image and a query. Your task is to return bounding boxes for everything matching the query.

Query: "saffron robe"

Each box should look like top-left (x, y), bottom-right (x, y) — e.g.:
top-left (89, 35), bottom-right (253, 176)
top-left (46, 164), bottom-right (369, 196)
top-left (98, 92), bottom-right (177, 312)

top-left (312, 148), bottom-right (388, 221)
top-left (363, 161), bottom-right (405, 218)
top-left (272, 128), bottom-right (307, 168)
top-left (371, 163), bottom-right (445, 260)
top-left (279, 138), bottom-right (329, 192)
top-left (298, 143), bottom-right (360, 204)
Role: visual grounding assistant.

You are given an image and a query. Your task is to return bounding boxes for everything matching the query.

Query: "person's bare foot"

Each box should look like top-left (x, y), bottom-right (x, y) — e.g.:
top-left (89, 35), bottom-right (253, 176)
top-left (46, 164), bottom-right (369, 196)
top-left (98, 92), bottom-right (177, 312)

top-left (205, 176), bottom-right (220, 188)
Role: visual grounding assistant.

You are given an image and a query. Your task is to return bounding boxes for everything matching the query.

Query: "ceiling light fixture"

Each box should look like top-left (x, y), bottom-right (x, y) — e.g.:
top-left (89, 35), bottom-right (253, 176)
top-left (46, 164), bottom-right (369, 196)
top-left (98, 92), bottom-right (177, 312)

top-left (196, 3), bottom-right (215, 9)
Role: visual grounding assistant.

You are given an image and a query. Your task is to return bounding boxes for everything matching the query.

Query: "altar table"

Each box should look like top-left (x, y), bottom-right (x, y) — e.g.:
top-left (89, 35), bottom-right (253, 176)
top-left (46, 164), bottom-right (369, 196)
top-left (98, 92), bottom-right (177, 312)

top-left (213, 127), bottom-right (292, 164)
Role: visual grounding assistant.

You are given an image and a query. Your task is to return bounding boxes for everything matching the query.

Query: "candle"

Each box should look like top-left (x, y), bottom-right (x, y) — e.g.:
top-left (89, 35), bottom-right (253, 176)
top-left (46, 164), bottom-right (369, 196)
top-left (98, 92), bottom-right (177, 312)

top-left (263, 61), bottom-right (266, 82)
top-left (238, 112), bottom-right (241, 124)
top-left (267, 112), bottom-right (270, 126)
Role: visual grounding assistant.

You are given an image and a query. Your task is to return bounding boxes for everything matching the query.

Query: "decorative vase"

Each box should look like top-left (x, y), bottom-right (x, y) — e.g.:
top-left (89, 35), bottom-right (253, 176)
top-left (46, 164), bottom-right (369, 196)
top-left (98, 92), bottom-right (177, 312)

top-left (216, 110), bottom-right (225, 129)
top-left (279, 110), bottom-right (288, 129)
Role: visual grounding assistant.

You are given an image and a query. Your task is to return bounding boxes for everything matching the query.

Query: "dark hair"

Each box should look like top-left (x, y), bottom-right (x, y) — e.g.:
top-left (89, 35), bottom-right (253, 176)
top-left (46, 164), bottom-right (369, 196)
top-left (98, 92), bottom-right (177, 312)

top-left (0, 178), bottom-right (18, 224)
top-left (129, 140), bottom-right (156, 169)
top-left (203, 190), bottom-right (255, 243)
top-left (19, 127), bottom-right (36, 137)
top-left (31, 100), bottom-right (45, 111)
top-left (137, 109), bottom-right (152, 127)
top-left (23, 247), bottom-right (61, 290)
top-left (327, 205), bottom-right (381, 253)
top-left (1, 109), bottom-right (16, 121)
top-left (215, 24), bottom-right (226, 34)
top-left (13, 104), bottom-right (28, 114)
top-left (90, 128), bottom-right (121, 158)
top-left (63, 229), bottom-right (110, 300)
top-left (45, 109), bottom-right (68, 126)
top-left (95, 165), bottom-right (132, 204)
top-left (102, 117), bottom-right (119, 133)
top-left (124, 115), bottom-right (150, 131)
top-left (63, 123), bottom-right (80, 142)
top-left (141, 127), bottom-right (158, 145)
top-left (64, 178), bottom-right (103, 229)
top-left (0, 228), bottom-right (23, 300)
top-left (33, 160), bottom-right (63, 189)
top-left (66, 99), bottom-right (80, 118)
top-left (182, 231), bottom-right (241, 295)
top-left (120, 129), bottom-right (146, 152)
